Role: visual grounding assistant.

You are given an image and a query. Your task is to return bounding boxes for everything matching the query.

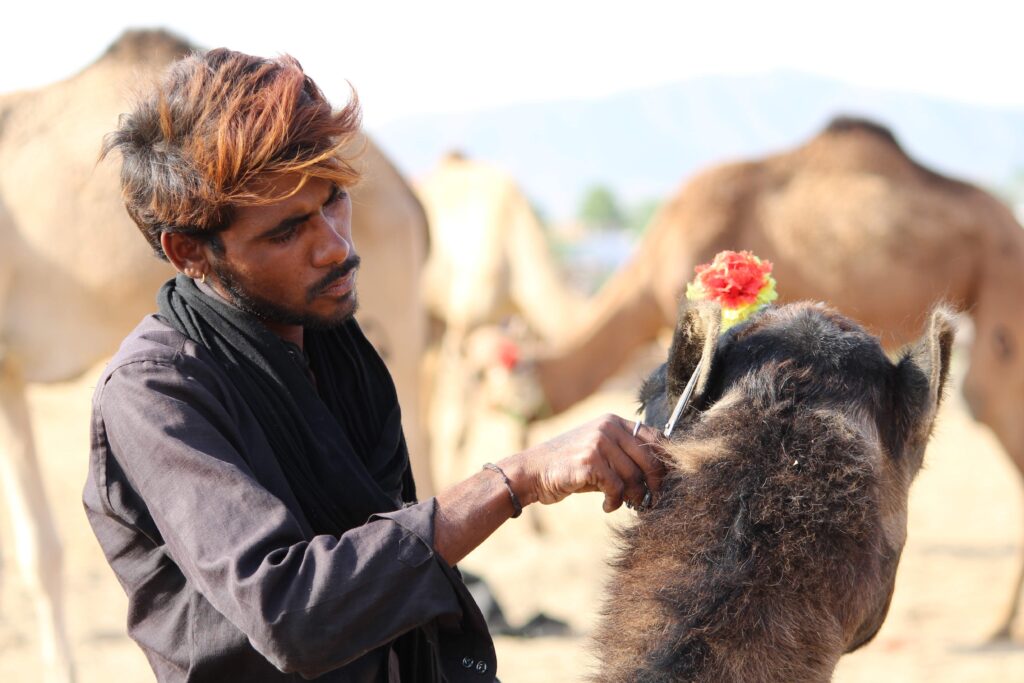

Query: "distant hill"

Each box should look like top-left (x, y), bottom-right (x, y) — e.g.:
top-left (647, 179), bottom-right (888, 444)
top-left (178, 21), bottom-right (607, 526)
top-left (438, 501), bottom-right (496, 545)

top-left (368, 70), bottom-right (1024, 221)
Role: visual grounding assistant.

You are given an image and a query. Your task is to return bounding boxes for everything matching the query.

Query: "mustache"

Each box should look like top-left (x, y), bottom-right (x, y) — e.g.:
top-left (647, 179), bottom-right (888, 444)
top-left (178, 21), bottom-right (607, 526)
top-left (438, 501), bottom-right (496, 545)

top-left (308, 255), bottom-right (361, 301)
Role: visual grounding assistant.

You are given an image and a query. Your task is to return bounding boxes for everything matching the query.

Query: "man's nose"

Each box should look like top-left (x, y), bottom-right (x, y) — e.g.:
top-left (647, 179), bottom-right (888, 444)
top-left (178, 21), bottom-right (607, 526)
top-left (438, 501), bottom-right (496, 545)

top-left (311, 215), bottom-right (351, 267)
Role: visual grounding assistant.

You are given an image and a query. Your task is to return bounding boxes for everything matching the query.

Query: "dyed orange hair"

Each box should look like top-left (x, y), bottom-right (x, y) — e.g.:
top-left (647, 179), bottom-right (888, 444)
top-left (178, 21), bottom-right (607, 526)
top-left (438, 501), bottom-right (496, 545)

top-left (102, 48), bottom-right (362, 258)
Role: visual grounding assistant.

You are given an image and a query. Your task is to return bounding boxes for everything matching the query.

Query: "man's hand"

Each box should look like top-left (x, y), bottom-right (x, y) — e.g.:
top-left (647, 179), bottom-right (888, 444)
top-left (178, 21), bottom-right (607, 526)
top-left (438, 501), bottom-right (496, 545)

top-left (434, 414), bottom-right (667, 565)
top-left (498, 414), bottom-right (666, 513)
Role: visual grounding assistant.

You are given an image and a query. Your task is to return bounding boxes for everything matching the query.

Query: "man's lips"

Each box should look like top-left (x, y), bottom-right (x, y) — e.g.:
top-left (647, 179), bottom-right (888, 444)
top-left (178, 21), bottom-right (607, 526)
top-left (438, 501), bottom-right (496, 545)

top-left (319, 270), bottom-right (355, 297)
top-left (308, 256), bottom-right (361, 302)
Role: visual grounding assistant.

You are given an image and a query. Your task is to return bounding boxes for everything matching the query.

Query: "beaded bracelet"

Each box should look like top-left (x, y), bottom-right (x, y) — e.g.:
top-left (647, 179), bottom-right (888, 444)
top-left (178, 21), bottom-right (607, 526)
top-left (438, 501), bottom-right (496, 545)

top-left (482, 463), bottom-right (523, 518)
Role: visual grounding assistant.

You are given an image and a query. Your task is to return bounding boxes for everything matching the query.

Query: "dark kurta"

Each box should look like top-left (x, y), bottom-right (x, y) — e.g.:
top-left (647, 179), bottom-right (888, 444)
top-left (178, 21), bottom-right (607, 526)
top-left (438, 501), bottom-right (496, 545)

top-left (83, 315), bottom-right (496, 682)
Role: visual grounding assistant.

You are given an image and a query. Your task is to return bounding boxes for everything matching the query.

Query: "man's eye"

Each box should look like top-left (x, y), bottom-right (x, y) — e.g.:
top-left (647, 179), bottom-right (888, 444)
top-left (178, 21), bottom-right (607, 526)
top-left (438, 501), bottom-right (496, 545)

top-left (269, 227), bottom-right (297, 244)
top-left (325, 186), bottom-right (347, 206)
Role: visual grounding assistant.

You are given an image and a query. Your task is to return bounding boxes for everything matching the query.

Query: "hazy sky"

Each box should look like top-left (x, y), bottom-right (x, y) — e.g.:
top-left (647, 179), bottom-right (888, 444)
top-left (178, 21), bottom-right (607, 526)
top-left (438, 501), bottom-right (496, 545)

top-left (3, 0), bottom-right (1022, 127)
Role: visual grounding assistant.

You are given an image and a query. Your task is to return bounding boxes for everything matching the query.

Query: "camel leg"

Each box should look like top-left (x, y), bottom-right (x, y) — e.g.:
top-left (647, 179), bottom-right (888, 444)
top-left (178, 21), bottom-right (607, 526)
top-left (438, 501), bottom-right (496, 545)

top-left (428, 333), bottom-right (475, 489)
top-left (0, 364), bottom-right (75, 683)
top-left (962, 317), bottom-right (1024, 642)
top-left (986, 464), bottom-right (1024, 642)
top-left (386, 320), bottom-right (436, 499)
top-left (990, 558), bottom-right (1024, 641)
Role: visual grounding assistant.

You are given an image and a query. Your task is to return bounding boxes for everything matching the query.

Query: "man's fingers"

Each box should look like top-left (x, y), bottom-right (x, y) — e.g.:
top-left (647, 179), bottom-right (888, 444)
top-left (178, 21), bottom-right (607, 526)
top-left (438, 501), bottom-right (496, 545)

top-left (620, 419), bottom-right (668, 499)
top-left (589, 452), bottom-right (626, 513)
top-left (637, 423), bottom-right (668, 495)
top-left (599, 433), bottom-right (650, 509)
top-left (528, 414), bottom-right (669, 512)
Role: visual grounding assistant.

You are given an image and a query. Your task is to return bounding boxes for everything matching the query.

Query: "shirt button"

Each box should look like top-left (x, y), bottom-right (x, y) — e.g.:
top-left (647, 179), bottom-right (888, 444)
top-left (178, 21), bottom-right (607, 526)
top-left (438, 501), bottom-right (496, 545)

top-left (475, 661), bottom-right (488, 674)
top-left (462, 656), bottom-right (475, 669)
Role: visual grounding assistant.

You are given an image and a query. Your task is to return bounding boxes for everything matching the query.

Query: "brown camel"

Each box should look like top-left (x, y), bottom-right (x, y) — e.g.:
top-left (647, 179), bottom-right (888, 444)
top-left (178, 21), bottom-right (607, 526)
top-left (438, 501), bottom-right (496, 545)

top-left (417, 151), bottom-right (584, 342)
top-left (514, 117), bottom-right (1024, 639)
top-left (593, 300), bottom-right (955, 682)
top-left (0, 29), bottom-right (430, 682)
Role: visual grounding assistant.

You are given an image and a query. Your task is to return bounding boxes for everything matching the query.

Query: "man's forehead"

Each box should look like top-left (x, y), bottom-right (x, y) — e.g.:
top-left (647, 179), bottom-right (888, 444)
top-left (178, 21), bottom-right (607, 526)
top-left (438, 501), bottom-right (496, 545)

top-left (229, 174), bottom-right (332, 229)
top-left (243, 172), bottom-right (314, 200)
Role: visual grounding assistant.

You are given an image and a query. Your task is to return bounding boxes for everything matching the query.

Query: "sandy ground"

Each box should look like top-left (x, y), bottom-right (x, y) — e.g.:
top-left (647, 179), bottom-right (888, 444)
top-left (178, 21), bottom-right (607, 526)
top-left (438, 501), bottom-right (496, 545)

top-left (3, 343), bottom-right (1024, 682)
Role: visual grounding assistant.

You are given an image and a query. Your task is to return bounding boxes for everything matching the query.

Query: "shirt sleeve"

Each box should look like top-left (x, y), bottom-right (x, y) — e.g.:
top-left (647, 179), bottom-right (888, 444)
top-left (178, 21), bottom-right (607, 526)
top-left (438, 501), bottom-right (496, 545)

top-left (96, 353), bottom-right (463, 679)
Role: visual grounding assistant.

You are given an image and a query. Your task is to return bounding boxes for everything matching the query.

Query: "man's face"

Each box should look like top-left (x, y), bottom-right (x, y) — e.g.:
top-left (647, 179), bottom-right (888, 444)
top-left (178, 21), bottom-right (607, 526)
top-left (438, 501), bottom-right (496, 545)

top-left (206, 173), bottom-right (359, 333)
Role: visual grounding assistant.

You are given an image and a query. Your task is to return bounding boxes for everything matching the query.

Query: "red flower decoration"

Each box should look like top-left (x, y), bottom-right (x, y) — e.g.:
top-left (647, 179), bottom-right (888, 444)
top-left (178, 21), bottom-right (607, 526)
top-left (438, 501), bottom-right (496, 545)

top-left (496, 338), bottom-right (520, 371)
top-left (693, 250), bottom-right (773, 309)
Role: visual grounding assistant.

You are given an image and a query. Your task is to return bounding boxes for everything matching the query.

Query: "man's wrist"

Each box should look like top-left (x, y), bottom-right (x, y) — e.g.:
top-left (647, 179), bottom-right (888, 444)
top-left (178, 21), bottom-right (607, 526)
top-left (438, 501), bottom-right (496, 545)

top-left (482, 463), bottom-right (522, 518)
top-left (495, 454), bottom-right (539, 508)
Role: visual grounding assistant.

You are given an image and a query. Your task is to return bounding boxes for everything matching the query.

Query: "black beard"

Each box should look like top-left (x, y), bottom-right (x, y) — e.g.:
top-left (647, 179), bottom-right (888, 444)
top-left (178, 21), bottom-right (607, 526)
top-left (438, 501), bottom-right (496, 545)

top-left (210, 257), bottom-right (360, 330)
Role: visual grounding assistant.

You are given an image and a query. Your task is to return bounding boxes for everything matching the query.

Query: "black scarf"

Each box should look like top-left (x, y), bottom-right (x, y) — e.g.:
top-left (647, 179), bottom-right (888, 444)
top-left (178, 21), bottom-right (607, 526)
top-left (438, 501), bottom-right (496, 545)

top-left (157, 273), bottom-right (414, 533)
top-left (157, 274), bottom-right (440, 681)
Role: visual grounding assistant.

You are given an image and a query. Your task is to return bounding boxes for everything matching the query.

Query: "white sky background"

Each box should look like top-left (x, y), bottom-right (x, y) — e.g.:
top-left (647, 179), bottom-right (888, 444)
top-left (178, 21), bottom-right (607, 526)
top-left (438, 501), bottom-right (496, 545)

top-left (2, 0), bottom-right (1023, 127)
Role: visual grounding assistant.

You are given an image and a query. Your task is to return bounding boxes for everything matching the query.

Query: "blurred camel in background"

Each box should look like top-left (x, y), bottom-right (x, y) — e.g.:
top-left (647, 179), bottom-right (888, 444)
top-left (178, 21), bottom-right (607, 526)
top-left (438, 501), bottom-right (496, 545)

top-left (416, 153), bottom-right (585, 487)
top-left (503, 117), bottom-right (1024, 641)
top-left (0, 29), bottom-right (430, 682)
top-left (418, 151), bottom-right (583, 343)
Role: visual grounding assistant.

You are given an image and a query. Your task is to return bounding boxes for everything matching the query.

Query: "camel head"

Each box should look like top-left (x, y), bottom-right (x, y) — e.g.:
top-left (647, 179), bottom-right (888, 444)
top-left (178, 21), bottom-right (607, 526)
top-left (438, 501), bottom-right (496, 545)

top-left (639, 300), bottom-right (956, 474)
top-left (596, 301), bottom-right (955, 681)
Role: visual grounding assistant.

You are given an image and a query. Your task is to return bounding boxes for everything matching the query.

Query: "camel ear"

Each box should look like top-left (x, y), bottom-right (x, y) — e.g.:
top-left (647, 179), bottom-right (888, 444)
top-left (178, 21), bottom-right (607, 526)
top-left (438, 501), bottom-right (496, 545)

top-left (666, 300), bottom-right (721, 404)
top-left (891, 306), bottom-right (957, 456)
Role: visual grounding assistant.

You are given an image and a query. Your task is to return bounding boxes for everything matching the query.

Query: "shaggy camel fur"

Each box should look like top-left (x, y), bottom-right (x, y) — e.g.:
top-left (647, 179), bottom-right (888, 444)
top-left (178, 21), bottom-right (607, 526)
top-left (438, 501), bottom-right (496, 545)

top-left (592, 301), bottom-right (954, 682)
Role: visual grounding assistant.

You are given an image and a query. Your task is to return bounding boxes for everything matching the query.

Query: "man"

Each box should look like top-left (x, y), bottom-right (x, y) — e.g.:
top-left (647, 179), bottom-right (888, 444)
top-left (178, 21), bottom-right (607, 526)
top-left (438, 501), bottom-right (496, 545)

top-left (84, 47), bottom-right (665, 682)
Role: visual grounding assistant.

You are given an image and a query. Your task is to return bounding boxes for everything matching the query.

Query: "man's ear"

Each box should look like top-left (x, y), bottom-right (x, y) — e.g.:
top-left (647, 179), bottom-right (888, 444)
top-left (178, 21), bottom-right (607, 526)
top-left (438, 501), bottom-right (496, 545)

top-left (666, 300), bottom-right (721, 403)
top-left (892, 305), bottom-right (957, 454)
top-left (160, 231), bottom-right (209, 278)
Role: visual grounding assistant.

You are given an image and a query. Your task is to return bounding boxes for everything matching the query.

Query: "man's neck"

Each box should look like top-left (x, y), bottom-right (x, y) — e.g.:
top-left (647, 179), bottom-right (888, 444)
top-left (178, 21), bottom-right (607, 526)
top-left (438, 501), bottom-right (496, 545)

top-left (194, 276), bottom-right (305, 349)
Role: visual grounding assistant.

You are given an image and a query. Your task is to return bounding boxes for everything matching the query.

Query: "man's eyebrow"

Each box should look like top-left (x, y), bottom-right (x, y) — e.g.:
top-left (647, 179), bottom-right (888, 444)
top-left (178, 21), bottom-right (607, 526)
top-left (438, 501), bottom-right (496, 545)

top-left (257, 212), bottom-right (309, 239)
top-left (255, 185), bottom-right (338, 239)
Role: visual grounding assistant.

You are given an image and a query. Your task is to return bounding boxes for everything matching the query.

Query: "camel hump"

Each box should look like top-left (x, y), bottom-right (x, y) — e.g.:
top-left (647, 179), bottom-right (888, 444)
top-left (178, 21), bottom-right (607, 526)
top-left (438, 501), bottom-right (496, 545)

top-left (96, 28), bottom-right (195, 68)
top-left (822, 116), bottom-right (902, 149)
top-left (442, 149), bottom-right (469, 163)
top-left (816, 115), bottom-right (972, 190)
